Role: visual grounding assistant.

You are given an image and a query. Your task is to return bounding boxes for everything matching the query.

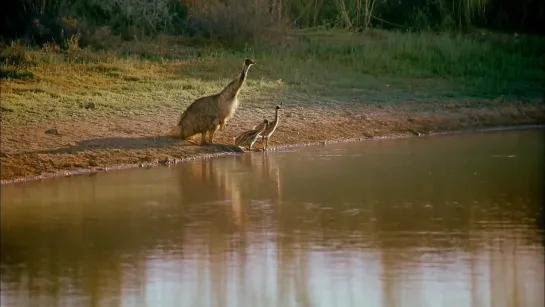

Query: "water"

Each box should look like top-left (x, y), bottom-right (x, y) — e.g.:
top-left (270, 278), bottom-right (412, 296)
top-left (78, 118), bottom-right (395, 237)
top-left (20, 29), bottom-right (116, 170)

top-left (1, 129), bottom-right (543, 307)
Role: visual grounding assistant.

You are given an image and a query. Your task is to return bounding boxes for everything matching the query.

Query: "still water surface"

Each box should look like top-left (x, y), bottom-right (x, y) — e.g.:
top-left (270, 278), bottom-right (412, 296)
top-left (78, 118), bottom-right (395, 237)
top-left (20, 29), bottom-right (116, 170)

top-left (1, 129), bottom-right (544, 307)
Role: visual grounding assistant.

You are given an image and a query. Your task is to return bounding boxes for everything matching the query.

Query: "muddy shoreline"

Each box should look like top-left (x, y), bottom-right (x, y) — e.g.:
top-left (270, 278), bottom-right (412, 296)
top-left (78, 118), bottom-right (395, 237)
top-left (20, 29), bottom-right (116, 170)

top-left (2, 121), bottom-right (543, 186)
top-left (2, 100), bottom-right (544, 185)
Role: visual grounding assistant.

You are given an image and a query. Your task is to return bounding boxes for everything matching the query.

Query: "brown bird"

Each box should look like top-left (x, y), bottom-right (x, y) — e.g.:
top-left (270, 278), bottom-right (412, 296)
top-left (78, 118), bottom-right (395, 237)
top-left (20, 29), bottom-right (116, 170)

top-left (234, 119), bottom-right (269, 151)
top-left (169, 58), bottom-right (256, 145)
top-left (257, 103), bottom-right (282, 150)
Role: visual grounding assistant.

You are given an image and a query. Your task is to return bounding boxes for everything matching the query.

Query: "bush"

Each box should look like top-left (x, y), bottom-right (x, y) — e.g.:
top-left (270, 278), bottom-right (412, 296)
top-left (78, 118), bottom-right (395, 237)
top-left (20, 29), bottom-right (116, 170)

top-left (0, 0), bottom-right (543, 51)
top-left (0, 40), bottom-right (33, 67)
top-left (88, 0), bottom-right (175, 35)
top-left (183, 0), bottom-right (291, 46)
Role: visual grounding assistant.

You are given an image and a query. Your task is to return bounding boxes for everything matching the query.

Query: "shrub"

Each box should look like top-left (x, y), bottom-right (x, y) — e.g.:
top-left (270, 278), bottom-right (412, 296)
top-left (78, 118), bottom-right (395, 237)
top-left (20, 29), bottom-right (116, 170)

top-left (42, 41), bottom-right (61, 53)
top-left (0, 40), bottom-right (33, 67)
top-left (184, 0), bottom-right (291, 46)
top-left (64, 33), bottom-right (81, 52)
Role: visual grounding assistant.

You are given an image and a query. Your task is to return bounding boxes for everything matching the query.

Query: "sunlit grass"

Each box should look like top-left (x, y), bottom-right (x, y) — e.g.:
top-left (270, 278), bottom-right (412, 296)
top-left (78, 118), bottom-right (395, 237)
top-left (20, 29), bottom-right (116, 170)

top-left (1, 28), bottom-right (543, 125)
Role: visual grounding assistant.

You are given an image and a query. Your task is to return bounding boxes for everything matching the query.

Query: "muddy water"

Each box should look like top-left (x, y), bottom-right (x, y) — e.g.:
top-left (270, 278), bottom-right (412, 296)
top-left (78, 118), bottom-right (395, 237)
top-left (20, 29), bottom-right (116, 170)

top-left (1, 129), bottom-right (543, 307)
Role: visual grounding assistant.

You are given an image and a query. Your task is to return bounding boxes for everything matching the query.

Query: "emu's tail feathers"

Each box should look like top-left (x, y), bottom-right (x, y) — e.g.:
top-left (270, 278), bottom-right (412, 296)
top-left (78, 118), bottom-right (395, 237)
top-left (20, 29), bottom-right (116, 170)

top-left (167, 125), bottom-right (182, 137)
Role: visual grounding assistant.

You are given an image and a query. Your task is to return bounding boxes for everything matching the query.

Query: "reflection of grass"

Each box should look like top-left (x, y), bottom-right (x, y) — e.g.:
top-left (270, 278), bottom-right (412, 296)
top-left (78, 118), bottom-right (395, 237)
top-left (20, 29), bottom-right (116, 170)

top-left (1, 29), bottom-right (543, 125)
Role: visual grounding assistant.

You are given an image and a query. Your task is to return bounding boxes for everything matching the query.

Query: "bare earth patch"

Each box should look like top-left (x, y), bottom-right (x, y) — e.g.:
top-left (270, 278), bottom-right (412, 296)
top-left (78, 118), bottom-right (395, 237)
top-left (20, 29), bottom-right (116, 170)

top-left (1, 99), bottom-right (544, 184)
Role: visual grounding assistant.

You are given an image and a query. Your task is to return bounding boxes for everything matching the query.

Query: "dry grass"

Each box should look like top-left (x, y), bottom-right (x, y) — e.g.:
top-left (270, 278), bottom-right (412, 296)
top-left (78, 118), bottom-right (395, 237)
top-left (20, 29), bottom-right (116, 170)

top-left (1, 29), bottom-right (544, 127)
top-left (2, 29), bottom-right (545, 183)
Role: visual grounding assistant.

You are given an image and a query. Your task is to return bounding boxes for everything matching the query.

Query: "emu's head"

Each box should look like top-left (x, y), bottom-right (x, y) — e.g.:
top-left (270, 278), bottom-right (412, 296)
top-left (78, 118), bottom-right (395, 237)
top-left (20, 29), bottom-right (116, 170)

top-left (244, 58), bottom-right (256, 67)
top-left (275, 105), bottom-right (282, 110)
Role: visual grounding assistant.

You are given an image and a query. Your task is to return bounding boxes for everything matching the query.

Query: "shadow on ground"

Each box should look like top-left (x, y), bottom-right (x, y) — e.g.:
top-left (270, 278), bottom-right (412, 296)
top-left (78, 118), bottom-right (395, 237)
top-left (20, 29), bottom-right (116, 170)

top-left (17, 135), bottom-right (244, 156)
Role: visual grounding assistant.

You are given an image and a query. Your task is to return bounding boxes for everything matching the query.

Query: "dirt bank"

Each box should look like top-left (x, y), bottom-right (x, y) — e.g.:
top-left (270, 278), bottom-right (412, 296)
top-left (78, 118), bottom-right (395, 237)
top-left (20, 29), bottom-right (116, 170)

top-left (1, 99), bottom-right (544, 185)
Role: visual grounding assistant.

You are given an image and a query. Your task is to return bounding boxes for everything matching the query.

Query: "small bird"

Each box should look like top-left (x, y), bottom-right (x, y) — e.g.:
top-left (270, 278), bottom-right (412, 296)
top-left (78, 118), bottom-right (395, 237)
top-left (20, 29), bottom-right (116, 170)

top-left (258, 103), bottom-right (282, 150)
top-left (234, 119), bottom-right (269, 151)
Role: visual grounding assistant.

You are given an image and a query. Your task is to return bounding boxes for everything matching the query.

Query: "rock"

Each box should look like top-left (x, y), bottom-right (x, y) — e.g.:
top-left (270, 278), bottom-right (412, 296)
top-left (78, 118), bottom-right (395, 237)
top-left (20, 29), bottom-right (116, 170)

top-left (230, 145), bottom-right (244, 153)
top-left (159, 157), bottom-right (175, 166)
top-left (139, 156), bottom-right (153, 162)
top-left (88, 159), bottom-right (99, 167)
top-left (447, 102), bottom-right (458, 110)
top-left (407, 129), bottom-right (422, 136)
top-left (45, 129), bottom-right (58, 135)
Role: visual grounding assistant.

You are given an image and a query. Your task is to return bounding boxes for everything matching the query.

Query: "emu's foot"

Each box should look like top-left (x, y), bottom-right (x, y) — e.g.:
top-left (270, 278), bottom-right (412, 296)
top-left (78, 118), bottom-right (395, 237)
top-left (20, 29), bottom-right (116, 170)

top-left (200, 138), bottom-right (210, 146)
top-left (186, 140), bottom-right (199, 145)
top-left (181, 138), bottom-right (199, 145)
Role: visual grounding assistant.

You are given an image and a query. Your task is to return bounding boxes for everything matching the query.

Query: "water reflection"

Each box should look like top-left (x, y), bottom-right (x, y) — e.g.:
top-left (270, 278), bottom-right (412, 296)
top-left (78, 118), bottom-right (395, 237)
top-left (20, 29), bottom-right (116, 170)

top-left (1, 129), bottom-right (544, 307)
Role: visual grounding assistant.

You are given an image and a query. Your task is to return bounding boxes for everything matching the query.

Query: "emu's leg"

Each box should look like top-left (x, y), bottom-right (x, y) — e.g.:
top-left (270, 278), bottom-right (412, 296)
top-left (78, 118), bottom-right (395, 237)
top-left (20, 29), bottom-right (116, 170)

top-left (179, 126), bottom-right (185, 140)
top-left (208, 125), bottom-right (219, 144)
top-left (200, 132), bottom-right (208, 146)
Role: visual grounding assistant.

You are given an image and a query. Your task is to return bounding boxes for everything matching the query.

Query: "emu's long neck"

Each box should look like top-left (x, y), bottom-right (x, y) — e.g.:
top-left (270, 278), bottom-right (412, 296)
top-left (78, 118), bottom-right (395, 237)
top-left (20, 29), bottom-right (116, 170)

top-left (272, 108), bottom-right (280, 126)
top-left (219, 65), bottom-right (250, 101)
top-left (258, 122), bottom-right (268, 134)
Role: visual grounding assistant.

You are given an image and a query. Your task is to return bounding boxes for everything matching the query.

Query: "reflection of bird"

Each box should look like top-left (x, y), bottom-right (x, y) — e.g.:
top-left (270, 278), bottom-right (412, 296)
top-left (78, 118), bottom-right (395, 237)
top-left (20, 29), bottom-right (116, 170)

top-left (234, 119), bottom-right (269, 151)
top-left (169, 58), bottom-right (256, 145)
top-left (257, 103), bottom-right (282, 151)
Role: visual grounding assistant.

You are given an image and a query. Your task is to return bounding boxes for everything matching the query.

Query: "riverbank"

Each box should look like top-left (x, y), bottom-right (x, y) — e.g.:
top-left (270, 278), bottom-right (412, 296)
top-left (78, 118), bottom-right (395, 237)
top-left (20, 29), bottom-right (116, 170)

top-left (1, 29), bottom-right (544, 184)
top-left (1, 100), bottom-right (543, 185)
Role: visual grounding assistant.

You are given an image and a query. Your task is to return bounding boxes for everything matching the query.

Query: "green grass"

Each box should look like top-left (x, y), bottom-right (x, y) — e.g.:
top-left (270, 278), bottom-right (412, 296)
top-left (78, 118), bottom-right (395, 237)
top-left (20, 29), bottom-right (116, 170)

top-left (1, 29), bottom-right (544, 125)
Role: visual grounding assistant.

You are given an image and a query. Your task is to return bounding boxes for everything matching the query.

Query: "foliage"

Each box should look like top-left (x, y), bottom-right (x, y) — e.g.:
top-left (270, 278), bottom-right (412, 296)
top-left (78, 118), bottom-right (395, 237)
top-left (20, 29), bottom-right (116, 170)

top-left (0, 0), bottom-right (543, 51)
top-left (183, 0), bottom-right (291, 46)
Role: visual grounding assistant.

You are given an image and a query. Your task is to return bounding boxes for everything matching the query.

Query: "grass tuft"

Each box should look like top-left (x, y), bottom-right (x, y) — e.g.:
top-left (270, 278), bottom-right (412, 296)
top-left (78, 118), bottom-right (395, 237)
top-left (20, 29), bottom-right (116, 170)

top-left (0, 68), bottom-right (35, 80)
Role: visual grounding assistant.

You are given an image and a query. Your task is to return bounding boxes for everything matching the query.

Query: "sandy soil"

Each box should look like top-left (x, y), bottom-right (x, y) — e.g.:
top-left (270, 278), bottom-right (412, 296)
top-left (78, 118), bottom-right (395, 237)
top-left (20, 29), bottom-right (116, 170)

top-left (1, 100), bottom-right (544, 184)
